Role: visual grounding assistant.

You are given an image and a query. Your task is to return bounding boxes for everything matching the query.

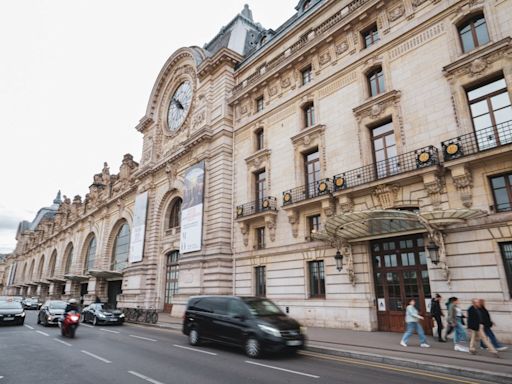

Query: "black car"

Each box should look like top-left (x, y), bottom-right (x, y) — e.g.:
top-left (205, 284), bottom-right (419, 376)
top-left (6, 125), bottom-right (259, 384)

top-left (37, 300), bottom-right (67, 326)
top-left (82, 303), bottom-right (125, 325)
top-left (22, 297), bottom-right (42, 310)
top-left (182, 296), bottom-right (306, 358)
top-left (0, 301), bottom-right (26, 325)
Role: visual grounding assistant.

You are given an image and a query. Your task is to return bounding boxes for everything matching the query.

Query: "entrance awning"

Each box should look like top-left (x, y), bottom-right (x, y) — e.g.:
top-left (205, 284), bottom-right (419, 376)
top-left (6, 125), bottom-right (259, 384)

top-left (47, 277), bottom-right (66, 283)
top-left (88, 269), bottom-right (122, 279)
top-left (63, 274), bottom-right (90, 282)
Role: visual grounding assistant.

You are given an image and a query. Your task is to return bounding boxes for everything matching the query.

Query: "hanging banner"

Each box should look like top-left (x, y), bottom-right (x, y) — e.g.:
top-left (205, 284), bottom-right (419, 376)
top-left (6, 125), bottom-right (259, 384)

top-left (180, 161), bottom-right (205, 253)
top-left (129, 191), bottom-right (149, 263)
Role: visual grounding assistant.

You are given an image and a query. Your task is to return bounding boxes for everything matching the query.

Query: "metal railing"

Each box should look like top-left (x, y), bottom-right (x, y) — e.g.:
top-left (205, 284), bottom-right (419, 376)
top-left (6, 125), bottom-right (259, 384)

top-left (441, 120), bottom-right (512, 161)
top-left (282, 178), bottom-right (333, 206)
top-left (332, 146), bottom-right (439, 192)
top-left (236, 197), bottom-right (278, 218)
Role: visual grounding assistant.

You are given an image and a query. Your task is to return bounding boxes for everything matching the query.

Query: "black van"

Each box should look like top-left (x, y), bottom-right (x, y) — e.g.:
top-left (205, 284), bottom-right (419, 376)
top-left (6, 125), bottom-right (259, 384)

top-left (182, 296), bottom-right (306, 358)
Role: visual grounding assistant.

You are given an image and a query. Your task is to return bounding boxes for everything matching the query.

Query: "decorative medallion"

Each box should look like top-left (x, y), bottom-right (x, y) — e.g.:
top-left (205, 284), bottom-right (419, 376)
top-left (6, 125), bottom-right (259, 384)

top-left (283, 192), bottom-right (292, 204)
top-left (335, 41), bottom-right (349, 56)
top-left (318, 181), bottom-right (328, 193)
top-left (334, 176), bottom-right (345, 189)
top-left (236, 206), bottom-right (244, 217)
top-left (417, 151), bottom-right (431, 163)
top-left (262, 199), bottom-right (270, 209)
top-left (446, 143), bottom-right (460, 156)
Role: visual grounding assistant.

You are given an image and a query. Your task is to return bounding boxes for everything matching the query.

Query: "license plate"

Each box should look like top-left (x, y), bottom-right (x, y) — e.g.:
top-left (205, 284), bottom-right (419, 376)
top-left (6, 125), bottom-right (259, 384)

top-left (3, 317), bottom-right (14, 321)
top-left (109, 318), bottom-right (118, 321)
top-left (286, 340), bottom-right (302, 346)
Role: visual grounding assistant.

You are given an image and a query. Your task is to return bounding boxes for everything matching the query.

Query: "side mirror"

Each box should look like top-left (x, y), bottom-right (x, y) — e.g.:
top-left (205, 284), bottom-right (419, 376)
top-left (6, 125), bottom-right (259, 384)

top-left (233, 314), bottom-right (246, 321)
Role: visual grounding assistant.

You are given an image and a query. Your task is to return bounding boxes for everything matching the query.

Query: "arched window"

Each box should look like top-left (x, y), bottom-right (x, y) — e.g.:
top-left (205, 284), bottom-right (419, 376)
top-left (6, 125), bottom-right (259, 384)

top-left (37, 255), bottom-right (45, 280)
top-left (28, 260), bottom-right (35, 281)
top-left (64, 244), bottom-right (74, 275)
top-left (168, 198), bottom-right (183, 229)
top-left (112, 223), bottom-right (130, 271)
top-left (84, 236), bottom-right (97, 274)
top-left (367, 67), bottom-right (385, 97)
top-left (21, 263), bottom-right (27, 282)
top-left (48, 251), bottom-right (57, 277)
top-left (458, 13), bottom-right (489, 53)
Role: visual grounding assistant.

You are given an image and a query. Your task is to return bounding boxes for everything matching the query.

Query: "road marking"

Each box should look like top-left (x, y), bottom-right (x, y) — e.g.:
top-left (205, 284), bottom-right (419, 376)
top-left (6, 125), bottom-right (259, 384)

top-left (36, 330), bottom-right (49, 336)
top-left (81, 350), bottom-right (112, 363)
top-left (245, 361), bottom-right (319, 379)
top-left (24, 324), bottom-right (34, 330)
top-left (100, 328), bottom-right (120, 334)
top-left (129, 334), bottom-right (157, 342)
top-left (82, 324), bottom-right (94, 328)
top-left (128, 371), bottom-right (165, 384)
top-left (173, 344), bottom-right (217, 356)
top-left (300, 351), bottom-right (479, 384)
top-left (54, 338), bottom-right (72, 346)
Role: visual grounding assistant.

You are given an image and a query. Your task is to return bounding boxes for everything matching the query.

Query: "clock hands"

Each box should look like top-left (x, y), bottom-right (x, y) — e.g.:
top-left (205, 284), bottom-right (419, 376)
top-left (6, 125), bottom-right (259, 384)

top-left (172, 97), bottom-right (184, 110)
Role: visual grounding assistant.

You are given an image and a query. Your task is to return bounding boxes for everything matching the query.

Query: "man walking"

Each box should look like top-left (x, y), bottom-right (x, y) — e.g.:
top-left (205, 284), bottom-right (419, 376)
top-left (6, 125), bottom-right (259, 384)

top-left (430, 294), bottom-right (445, 342)
top-left (479, 299), bottom-right (508, 351)
top-left (467, 299), bottom-right (498, 357)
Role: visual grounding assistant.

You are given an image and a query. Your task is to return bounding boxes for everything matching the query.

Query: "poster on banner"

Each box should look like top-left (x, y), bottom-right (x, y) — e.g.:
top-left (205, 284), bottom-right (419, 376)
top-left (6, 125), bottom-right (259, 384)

top-left (377, 298), bottom-right (386, 311)
top-left (129, 191), bottom-right (148, 263)
top-left (180, 161), bottom-right (205, 253)
top-left (425, 297), bottom-right (432, 313)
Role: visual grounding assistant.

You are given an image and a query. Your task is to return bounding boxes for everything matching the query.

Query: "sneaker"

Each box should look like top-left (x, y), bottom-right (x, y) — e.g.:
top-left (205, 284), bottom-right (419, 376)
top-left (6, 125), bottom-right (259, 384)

top-left (497, 346), bottom-right (508, 351)
top-left (455, 345), bottom-right (469, 353)
top-left (420, 343), bottom-right (430, 348)
top-left (400, 340), bottom-right (407, 347)
top-left (447, 334), bottom-right (454, 340)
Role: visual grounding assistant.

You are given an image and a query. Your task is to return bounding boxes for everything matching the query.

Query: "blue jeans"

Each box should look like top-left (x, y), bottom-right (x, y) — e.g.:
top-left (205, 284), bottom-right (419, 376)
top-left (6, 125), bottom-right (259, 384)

top-left (453, 318), bottom-right (467, 344)
top-left (402, 321), bottom-right (426, 345)
top-left (480, 327), bottom-right (502, 349)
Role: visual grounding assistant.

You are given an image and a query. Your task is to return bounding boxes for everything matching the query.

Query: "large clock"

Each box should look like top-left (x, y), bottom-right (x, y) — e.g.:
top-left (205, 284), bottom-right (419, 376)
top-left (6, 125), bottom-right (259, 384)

top-left (167, 80), bottom-right (193, 131)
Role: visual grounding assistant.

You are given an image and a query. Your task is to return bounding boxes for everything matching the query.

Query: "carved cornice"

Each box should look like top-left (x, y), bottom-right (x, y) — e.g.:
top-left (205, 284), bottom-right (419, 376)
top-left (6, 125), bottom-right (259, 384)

top-left (135, 116), bottom-right (154, 133)
top-left (290, 123), bottom-right (326, 147)
top-left (244, 148), bottom-right (271, 169)
top-left (353, 90), bottom-right (401, 121)
top-left (197, 48), bottom-right (243, 80)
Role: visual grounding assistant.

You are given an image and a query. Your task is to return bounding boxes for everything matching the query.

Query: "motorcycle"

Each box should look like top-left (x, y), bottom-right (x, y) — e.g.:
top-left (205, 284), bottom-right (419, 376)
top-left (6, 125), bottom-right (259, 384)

top-left (59, 311), bottom-right (80, 338)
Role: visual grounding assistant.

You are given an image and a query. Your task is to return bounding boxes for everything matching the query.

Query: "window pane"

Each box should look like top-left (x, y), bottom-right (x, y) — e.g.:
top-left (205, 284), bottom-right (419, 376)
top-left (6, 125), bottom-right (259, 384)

top-left (492, 176), bottom-right (506, 189)
top-left (372, 122), bottom-right (393, 136)
top-left (460, 30), bottom-right (474, 52)
top-left (470, 100), bottom-right (489, 117)
top-left (491, 93), bottom-right (511, 110)
top-left (494, 189), bottom-right (510, 207)
top-left (468, 79), bottom-right (507, 100)
top-left (494, 107), bottom-right (512, 125)
top-left (475, 21), bottom-right (489, 45)
top-left (473, 114), bottom-right (492, 130)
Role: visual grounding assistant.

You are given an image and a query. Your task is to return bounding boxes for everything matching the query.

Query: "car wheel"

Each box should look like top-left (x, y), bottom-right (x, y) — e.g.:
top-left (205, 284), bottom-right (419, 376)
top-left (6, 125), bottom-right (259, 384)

top-left (81, 314), bottom-right (86, 323)
top-left (245, 336), bottom-right (261, 358)
top-left (92, 316), bottom-right (97, 326)
top-left (189, 328), bottom-right (200, 346)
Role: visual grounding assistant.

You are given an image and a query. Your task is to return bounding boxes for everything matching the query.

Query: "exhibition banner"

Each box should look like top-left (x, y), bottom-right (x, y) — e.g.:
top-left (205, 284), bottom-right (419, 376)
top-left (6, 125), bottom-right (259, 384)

top-left (180, 161), bottom-right (205, 253)
top-left (129, 191), bottom-right (149, 263)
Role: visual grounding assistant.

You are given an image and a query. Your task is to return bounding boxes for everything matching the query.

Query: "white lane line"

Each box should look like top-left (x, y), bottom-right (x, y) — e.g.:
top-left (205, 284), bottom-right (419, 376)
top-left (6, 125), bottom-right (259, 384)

top-left (129, 334), bottom-right (157, 342)
top-left (128, 371), bottom-right (165, 384)
top-left (36, 330), bottom-right (49, 336)
top-left (245, 361), bottom-right (319, 379)
top-left (173, 344), bottom-right (217, 356)
top-left (100, 328), bottom-right (120, 334)
top-left (24, 324), bottom-right (34, 330)
top-left (54, 338), bottom-right (72, 347)
top-left (81, 350), bottom-right (112, 363)
top-left (82, 324), bottom-right (94, 328)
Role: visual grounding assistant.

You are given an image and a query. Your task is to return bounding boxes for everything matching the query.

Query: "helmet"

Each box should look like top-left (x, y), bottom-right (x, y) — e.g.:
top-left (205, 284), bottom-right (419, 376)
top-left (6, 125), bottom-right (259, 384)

top-left (68, 299), bottom-right (78, 305)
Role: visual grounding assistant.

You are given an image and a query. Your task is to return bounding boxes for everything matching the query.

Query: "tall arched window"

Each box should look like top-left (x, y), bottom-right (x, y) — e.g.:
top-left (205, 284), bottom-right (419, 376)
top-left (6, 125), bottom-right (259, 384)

top-left (21, 263), bottom-right (27, 282)
top-left (28, 260), bottom-right (35, 281)
top-left (48, 251), bottom-right (57, 277)
top-left (168, 198), bottom-right (183, 229)
top-left (112, 223), bottom-right (130, 271)
top-left (37, 255), bottom-right (45, 280)
top-left (64, 244), bottom-right (74, 275)
top-left (84, 235), bottom-right (97, 274)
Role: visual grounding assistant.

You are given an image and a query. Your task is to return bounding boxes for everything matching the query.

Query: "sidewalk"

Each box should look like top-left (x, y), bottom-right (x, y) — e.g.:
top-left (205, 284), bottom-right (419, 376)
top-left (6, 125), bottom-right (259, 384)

top-left (150, 314), bottom-right (512, 383)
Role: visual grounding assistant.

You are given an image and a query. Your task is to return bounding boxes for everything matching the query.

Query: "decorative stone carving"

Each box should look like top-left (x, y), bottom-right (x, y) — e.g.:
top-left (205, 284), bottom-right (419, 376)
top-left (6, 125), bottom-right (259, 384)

top-left (269, 86), bottom-right (278, 97)
top-left (452, 167), bottom-right (473, 208)
top-left (370, 103), bottom-right (383, 117)
top-left (335, 41), bottom-right (349, 56)
top-left (338, 195), bottom-right (354, 213)
top-left (265, 216), bottom-right (276, 242)
top-left (411, 0), bottom-right (427, 8)
top-left (192, 110), bottom-right (206, 128)
top-left (341, 241), bottom-right (356, 286)
top-left (280, 76), bottom-right (291, 89)
top-left (319, 51), bottom-right (331, 66)
top-left (388, 5), bottom-right (405, 22)
top-left (373, 184), bottom-right (400, 209)
top-left (287, 210), bottom-right (299, 238)
top-left (322, 199), bottom-right (335, 218)
top-left (469, 58), bottom-right (488, 75)
top-left (239, 222), bottom-right (249, 246)
top-left (423, 173), bottom-right (444, 210)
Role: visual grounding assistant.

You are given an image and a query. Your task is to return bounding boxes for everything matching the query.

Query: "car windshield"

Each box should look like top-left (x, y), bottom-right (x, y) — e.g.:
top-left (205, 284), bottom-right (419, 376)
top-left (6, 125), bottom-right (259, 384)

top-left (0, 302), bottom-right (22, 309)
top-left (98, 304), bottom-right (115, 311)
top-left (49, 302), bottom-right (67, 309)
top-left (243, 298), bottom-right (283, 316)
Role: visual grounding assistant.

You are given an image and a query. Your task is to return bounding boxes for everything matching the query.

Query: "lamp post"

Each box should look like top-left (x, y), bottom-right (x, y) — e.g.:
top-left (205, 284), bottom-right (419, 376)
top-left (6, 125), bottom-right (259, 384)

top-left (426, 241), bottom-right (440, 265)
top-left (334, 250), bottom-right (343, 271)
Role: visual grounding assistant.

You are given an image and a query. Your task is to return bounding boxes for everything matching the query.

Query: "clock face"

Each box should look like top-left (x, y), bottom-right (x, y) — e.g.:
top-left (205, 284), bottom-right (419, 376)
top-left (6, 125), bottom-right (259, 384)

top-left (167, 81), bottom-right (193, 131)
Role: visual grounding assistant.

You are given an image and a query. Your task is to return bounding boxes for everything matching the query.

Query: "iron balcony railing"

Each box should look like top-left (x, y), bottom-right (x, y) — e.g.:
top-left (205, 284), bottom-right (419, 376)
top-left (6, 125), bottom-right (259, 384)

top-left (236, 197), bottom-right (278, 218)
top-left (282, 178), bottom-right (333, 206)
top-left (332, 146), bottom-right (439, 192)
top-left (442, 120), bottom-right (512, 161)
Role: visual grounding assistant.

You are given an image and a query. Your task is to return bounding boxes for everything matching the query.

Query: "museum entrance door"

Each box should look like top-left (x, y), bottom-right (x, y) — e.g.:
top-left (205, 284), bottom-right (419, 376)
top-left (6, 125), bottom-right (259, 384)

top-left (107, 280), bottom-right (122, 309)
top-left (372, 234), bottom-right (432, 333)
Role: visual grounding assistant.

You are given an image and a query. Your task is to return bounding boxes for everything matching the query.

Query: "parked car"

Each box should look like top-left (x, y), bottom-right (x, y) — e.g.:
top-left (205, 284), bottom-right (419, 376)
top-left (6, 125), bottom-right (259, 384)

top-left (82, 303), bottom-right (125, 325)
top-left (182, 296), bottom-right (306, 358)
top-left (0, 301), bottom-right (26, 325)
top-left (37, 300), bottom-right (67, 326)
top-left (22, 297), bottom-right (42, 310)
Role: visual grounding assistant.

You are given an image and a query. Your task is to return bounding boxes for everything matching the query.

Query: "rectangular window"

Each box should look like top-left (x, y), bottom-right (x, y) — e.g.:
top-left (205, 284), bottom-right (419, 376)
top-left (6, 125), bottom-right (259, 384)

top-left (255, 128), bottom-right (264, 151)
top-left (256, 96), bottom-right (264, 112)
top-left (255, 266), bottom-right (266, 297)
top-left (164, 251), bottom-right (179, 305)
top-left (500, 243), bottom-right (512, 297)
top-left (467, 76), bottom-right (512, 150)
top-left (458, 14), bottom-right (490, 53)
top-left (304, 150), bottom-right (320, 197)
top-left (490, 172), bottom-right (512, 212)
top-left (308, 215), bottom-right (321, 237)
top-left (255, 169), bottom-right (266, 211)
top-left (308, 260), bottom-right (325, 298)
top-left (256, 227), bottom-right (265, 249)
top-left (302, 66), bottom-right (312, 85)
top-left (368, 67), bottom-right (385, 97)
top-left (362, 23), bottom-right (379, 48)
top-left (372, 121), bottom-right (398, 178)
top-left (304, 103), bottom-right (315, 127)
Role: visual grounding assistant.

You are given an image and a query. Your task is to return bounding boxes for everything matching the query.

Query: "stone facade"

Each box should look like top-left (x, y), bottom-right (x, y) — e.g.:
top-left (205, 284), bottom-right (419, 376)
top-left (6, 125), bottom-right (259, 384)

top-left (3, 0), bottom-right (512, 341)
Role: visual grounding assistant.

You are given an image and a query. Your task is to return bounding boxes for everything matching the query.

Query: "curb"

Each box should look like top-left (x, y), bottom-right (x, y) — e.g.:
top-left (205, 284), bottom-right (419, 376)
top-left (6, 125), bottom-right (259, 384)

top-left (305, 344), bottom-right (512, 384)
top-left (126, 321), bottom-right (181, 331)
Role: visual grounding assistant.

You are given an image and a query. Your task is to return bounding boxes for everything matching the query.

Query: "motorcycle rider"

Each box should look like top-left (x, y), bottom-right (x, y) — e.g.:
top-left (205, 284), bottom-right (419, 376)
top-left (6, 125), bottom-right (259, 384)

top-left (61, 298), bottom-right (80, 320)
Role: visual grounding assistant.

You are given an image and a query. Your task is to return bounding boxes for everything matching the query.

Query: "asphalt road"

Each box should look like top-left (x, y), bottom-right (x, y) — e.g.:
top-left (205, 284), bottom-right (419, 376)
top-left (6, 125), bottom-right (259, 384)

top-left (0, 311), bottom-right (494, 384)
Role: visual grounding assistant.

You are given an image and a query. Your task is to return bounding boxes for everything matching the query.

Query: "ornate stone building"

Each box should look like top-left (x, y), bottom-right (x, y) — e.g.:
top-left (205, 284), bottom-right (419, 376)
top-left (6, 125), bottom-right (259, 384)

top-left (3, 0), bottom-right (512, 340)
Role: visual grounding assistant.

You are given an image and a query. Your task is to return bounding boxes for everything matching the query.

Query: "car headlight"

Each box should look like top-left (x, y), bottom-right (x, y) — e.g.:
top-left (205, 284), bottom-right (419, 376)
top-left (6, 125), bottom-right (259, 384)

top-left (258, 324), bottom-right (281, 338)
top-left (48, 315), bottom-right (53, 320)
top-left (119, 313), bottom-right (125, 318)
top-left (300, 326), bottom-right (307, 335)
top-left (16, 313), bottom-right (26, 317)
top-left (98, 313), bottom-right (106, 319)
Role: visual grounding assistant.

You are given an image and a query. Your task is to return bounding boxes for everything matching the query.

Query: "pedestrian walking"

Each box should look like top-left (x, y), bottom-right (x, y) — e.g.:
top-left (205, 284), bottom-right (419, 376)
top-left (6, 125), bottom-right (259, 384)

top-left (467, 299), bottom-right (499, 357)
top-left (430, 293), bottom-right (445, 342)
top-left (400, 299), bottom-right (430, 348)
top-left (445, 297), bottom-right (456, 339)
top-left (479, 299), bottom-right (508, 351)
top-left (447, 297), bottom-right (468, 352)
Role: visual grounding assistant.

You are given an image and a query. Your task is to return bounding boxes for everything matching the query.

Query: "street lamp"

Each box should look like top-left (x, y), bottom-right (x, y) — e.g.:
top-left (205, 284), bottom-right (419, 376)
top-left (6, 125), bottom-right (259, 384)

top-left (426, 241), bottom-right (440, 265)
top-left (334, 250), bottom-right (343, 272)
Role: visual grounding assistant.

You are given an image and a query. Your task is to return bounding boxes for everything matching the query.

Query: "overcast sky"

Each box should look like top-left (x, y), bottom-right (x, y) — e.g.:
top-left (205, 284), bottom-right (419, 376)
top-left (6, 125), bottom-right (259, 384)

top-left (0, 0), bottom-right (298, 253)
